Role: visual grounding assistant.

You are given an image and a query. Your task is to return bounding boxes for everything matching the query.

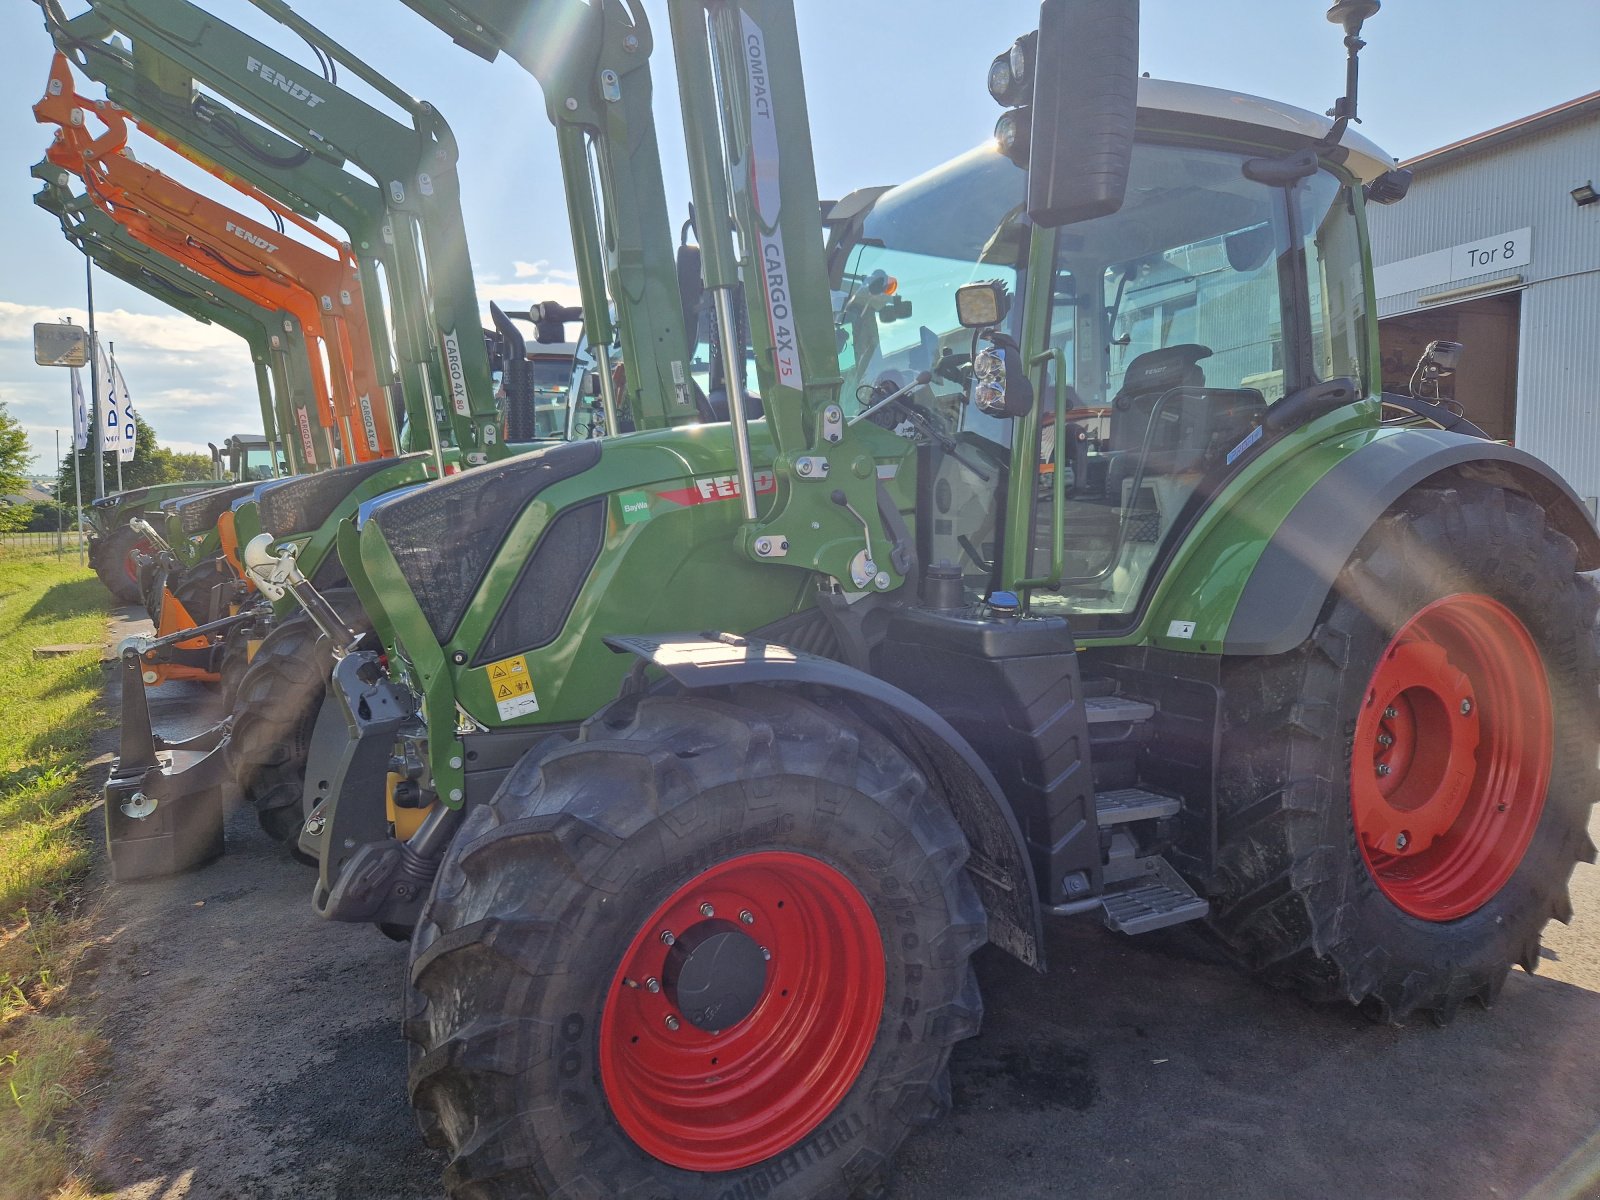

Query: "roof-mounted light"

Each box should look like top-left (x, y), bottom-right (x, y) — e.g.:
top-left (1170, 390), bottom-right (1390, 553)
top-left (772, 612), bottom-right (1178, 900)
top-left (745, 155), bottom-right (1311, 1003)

top-left (987, 32), bottom-right (1036, 108)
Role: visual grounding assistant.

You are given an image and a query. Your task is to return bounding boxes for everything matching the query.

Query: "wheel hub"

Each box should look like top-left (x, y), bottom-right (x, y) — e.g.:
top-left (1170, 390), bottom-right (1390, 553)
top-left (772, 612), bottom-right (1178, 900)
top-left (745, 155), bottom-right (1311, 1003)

top-left (662, 918), bottom-right (768, 1032)
top-left (599, 851), bottom-right (885, 1172)
top-left (1348, 593), bottom-right (1552, 921)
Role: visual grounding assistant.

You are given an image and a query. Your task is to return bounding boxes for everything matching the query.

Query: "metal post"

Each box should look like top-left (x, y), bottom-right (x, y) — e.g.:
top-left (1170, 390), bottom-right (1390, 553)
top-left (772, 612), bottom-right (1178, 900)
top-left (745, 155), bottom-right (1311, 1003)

top-left (591, 342), bottom-right (622, 442)
top-left (86, 257), bottom-right (105, 499)
top-left (71, 414), bottom-right (84, 566)
top-left (711, 288), bottom-right (758, 521)
top-left (111, 341), bottom-right (123, 492)
top-left (55, 430), bottom-right (63, 559)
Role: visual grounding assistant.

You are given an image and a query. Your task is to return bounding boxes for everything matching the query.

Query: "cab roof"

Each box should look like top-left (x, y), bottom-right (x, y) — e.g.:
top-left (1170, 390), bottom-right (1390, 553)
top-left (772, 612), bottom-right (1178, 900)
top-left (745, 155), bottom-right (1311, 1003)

top-left (1138, 78), bottom-right (1395, 183)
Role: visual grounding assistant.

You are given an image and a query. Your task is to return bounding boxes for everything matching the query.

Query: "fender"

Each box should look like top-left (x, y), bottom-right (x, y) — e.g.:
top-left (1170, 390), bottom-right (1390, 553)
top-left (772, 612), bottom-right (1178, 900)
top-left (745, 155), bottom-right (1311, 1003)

top-left (1225, 427), bottom-right (1600, 656)
top-left (605, 632), bottom-right (1047, 970)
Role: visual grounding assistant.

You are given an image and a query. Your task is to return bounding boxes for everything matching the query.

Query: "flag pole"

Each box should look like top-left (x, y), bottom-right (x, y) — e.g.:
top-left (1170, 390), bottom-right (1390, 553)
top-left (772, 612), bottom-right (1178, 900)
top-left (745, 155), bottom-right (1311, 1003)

top-left (111, 340), bottom-right (123, 492)
top-left (85, 257), bottom-right (105, 500)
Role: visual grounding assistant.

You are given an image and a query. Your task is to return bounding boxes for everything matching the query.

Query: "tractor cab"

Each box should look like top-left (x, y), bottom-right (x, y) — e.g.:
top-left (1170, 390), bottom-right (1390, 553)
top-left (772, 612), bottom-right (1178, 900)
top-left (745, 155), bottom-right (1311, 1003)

top-left (831, 80), bottom-right (1391, 629)
top-left (212, 433), bottom-right (280, 482)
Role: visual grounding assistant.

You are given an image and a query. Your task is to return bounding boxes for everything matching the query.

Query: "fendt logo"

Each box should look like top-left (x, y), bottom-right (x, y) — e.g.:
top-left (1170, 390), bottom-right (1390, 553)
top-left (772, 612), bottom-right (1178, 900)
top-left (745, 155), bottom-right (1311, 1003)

top-left (223, 221), bottom-right (278, 254)
top-left (245, 56), bottom-right (327, 109)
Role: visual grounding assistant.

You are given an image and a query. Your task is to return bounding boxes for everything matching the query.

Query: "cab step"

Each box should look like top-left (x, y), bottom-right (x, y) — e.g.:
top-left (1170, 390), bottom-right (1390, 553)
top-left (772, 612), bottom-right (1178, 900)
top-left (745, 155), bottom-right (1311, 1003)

top-left (1100, 856), bottom-right (1210, 936)
top-left (1095, 786), bottom-right (1180, 825)
top-left (1083, 694), bottom-right (1156, 725)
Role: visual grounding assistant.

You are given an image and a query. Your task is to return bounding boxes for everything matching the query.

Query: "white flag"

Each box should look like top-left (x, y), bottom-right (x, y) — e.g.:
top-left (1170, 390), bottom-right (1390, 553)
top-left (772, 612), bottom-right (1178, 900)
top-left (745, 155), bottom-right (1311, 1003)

top-left (96, 336), bottom-right (122, 453)
top-left (70, 366), bottom-right (89, 451)
top-left (114, 359), bottom-right (136, 462)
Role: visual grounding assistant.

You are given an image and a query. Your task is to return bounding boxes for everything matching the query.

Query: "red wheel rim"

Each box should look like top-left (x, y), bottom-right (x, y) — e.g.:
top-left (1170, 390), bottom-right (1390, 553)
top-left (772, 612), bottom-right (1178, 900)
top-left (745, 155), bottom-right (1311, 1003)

top-left (1350, 593), bottom-right (1552, 921)
top-left (599, 851), bottom-right (886, 1172)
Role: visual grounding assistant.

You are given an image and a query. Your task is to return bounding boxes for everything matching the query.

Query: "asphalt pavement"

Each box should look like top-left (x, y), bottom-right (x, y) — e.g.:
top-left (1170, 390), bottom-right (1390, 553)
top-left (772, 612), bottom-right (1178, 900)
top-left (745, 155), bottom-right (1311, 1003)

top-left (70, 607), bottom-right (1600, 1199)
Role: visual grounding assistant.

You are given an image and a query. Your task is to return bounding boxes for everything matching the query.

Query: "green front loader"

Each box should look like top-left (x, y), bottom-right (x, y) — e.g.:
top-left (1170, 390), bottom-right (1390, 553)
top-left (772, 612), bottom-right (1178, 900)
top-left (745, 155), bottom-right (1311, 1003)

top-left (105, 3), bottom-right (1600, 1198)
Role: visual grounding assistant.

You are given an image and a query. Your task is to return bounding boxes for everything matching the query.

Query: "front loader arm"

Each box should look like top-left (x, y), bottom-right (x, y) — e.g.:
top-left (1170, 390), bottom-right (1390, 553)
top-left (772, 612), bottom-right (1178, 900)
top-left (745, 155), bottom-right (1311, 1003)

top-left (398, 0), bottom-right (697, 435)
top-left (45, 0), bottom-right (506, 464)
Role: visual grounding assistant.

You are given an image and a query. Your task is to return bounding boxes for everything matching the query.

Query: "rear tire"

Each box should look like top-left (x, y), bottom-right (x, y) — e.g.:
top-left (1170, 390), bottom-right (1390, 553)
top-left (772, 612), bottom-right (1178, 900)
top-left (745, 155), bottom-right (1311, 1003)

top-left (95, 523), bottom-right (148, 604)
top-left (227, 590), bottom-right (369, 844)
top-left (405, 687), bottom-right (986, 1200)
top-left (1204, 481), bottom-right (1600, 1022)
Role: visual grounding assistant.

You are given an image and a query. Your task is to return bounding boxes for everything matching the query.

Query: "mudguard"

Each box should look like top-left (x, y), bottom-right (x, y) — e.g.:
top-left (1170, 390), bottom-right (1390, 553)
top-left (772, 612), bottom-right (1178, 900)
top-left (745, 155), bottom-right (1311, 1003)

top-left (605, 632), bottom-right (1047, 970)
top-left (1225, 427), bottom-right (1600, 656)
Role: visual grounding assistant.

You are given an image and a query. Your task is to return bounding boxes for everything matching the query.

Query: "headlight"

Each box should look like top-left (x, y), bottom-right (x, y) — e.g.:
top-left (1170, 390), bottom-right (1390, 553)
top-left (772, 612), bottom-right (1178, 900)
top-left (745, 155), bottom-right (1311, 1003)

top-left (994, 109), bottom-right (1032, 165)
top-left (1009, 37), bottom-right (1031, 90)
top-left (974, 346), bottom-right (1008, 415)
top-left (987, 56), bottom-right (1015, 105)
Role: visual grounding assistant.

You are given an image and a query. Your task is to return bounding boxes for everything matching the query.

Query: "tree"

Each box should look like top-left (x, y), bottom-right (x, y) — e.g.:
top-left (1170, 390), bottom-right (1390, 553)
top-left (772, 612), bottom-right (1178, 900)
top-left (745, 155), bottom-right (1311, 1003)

top-left (0, 400), bottom-right (28, 498)
top-left (55, 414), bottom-right (215, 498)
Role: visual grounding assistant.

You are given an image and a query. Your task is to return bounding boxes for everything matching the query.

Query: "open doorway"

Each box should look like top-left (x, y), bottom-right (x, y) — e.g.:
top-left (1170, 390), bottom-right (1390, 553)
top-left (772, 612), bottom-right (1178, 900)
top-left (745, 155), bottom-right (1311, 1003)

top-left (1379, 291), bottom-right (1521, 441)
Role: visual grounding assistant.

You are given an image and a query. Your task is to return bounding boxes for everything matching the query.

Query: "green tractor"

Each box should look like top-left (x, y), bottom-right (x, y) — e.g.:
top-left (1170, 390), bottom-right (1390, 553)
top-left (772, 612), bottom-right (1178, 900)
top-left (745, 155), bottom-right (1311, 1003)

top-left (107, 1), bottom-right (1599, 1197)
top-left (82, 432), bottom-right (279, 605)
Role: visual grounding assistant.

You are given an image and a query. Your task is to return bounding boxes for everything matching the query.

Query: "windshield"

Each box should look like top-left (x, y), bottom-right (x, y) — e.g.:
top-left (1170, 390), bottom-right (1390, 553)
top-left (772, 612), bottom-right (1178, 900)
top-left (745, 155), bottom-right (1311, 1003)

top-left (838, 147), bottom-right (1028, 447)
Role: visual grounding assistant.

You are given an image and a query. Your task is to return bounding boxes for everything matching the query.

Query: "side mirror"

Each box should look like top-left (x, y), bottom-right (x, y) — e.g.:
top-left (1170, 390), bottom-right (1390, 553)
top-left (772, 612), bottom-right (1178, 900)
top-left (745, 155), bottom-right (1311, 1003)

top-left (973, 332), bottom-right (1034, 419)
top-left (1025, 0), bottom-right (1140, 228)
top-left (955, 281), bottom-right (1012, 329)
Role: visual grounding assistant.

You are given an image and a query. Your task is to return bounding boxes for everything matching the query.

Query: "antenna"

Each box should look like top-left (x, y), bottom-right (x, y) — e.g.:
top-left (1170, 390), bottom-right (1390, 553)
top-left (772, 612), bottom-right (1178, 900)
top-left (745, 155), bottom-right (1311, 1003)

top-left (1323, 0), bottom-right (1379, 147)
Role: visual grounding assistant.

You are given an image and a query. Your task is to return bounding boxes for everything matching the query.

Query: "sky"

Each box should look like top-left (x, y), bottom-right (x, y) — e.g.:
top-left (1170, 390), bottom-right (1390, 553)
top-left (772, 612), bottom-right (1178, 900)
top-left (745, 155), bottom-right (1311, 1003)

top-left (1, 0), bottom-right (1597, 478)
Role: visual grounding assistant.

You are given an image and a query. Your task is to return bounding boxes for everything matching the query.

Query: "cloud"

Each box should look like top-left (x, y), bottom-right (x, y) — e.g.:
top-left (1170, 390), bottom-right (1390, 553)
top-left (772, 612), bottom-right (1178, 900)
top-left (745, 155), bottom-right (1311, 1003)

top-left (511, 260), bottom-right (580, 285)
top-left (0, 300), bottom-right (240, 356)
top-left (1, 299), bottom-right (259, 475)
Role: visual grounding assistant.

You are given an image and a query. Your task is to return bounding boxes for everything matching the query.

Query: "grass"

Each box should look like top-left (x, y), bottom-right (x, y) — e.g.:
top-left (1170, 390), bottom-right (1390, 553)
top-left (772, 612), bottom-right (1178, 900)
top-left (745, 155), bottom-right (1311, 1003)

top-left (0, 544), bottom-right (112, 1200)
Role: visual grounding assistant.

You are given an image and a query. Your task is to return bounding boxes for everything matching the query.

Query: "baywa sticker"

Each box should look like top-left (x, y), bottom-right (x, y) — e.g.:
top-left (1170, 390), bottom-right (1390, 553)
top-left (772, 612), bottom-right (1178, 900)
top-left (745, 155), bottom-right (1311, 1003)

top-left (442, 329), bottom-right (471, 416)
top-left (618, 490), bottom-right (653, 525)
top-left (484, 653), bottom-right (540, 721)
top-left (654, 471), bottom-right (777, 508)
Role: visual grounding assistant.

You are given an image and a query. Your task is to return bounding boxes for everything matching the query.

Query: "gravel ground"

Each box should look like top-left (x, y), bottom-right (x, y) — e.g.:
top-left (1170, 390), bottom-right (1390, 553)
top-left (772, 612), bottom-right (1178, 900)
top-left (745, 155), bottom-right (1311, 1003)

top-left (70, 606), bottom-right (1600, 1199)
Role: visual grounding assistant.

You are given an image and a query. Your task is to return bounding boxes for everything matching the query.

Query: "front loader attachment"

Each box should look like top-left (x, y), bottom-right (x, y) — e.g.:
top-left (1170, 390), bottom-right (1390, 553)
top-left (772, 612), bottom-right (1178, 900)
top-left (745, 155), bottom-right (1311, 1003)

top-left (104, 647), bottom-right (231, 880)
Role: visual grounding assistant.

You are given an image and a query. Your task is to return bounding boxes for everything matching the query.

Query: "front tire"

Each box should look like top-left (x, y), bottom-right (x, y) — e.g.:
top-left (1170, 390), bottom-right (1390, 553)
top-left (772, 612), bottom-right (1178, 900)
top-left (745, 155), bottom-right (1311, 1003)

top-left (94, 523), bottom-right (148, 605)
top-left (406, 687), bottom-right (986, 1200)
top-left (227, 590), bottom-right (369, 844)
top-left (1204, 481), bottom-right (1600, 1022)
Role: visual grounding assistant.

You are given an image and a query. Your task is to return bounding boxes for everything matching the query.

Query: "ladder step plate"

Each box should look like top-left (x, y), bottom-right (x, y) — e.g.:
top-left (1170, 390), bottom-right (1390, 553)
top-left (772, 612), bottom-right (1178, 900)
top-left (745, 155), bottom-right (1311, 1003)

top-left (1084, 695), bottom-right (1156, 725)
top-left (1096, 787), bottom-right (1181, 825)
top-left (1101, 883), bottom-right (1210, 936)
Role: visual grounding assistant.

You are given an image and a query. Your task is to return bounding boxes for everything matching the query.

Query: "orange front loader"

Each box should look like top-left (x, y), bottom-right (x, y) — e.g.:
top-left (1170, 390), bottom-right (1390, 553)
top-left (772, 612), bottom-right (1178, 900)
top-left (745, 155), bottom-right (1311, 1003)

top-left (36, 54), bottom-right (398, 467)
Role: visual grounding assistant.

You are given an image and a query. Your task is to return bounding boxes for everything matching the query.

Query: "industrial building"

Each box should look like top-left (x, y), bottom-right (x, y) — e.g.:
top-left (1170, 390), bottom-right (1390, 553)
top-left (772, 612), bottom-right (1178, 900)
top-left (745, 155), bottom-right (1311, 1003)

top-left (1370, 90), bottom-right (1600, 513)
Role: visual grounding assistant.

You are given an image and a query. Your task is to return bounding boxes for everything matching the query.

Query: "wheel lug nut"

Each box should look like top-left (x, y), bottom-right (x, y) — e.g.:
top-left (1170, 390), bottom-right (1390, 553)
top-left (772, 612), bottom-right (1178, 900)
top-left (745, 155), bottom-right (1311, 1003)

top-left (1376, 763), bottom-right (1392, 777)
top-left (660, 930), bottom-right (675, 946)
top-left (1460, 699), bottom-right (1473, 716)
top-left (699, 902), bottom-right (715, 918)
top-left (1395, 831), bottom-right (1410, 851)
top-left (739, 909), bottom-right (754, 925)
top-left (665, 1014), bottom-right (680, 1031)
top-left (1384, 706), bottom-right (1399, 719)
top-left (760, 946), bottom-right (771, 961)
top-left (645, 977), bottom-right (660, 994)
top-left (1377, 734), bottom-right (1394, 747)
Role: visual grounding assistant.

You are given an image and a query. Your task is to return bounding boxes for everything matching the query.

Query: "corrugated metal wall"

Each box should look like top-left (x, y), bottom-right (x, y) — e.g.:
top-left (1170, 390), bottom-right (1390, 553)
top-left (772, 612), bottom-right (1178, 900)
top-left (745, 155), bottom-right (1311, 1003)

top-left (1368, 110), bottom-right (1600, 507)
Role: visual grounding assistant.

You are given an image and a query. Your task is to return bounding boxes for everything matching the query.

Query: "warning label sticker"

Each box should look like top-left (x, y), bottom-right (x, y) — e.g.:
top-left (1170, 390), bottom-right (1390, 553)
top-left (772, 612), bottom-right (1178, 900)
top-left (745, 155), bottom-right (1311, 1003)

top-left (485, 654), bottom-right (539, 720)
